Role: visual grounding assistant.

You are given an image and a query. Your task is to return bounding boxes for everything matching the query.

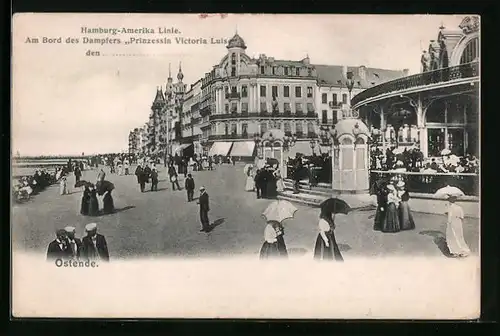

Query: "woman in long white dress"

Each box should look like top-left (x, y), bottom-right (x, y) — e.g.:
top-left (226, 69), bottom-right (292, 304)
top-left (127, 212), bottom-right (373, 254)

top-left (445, 196), bottom-right (470, 257)
top-left (274, 168), bottom-right (285, 192)
top-left (244, 164), bottom-right (255, 191)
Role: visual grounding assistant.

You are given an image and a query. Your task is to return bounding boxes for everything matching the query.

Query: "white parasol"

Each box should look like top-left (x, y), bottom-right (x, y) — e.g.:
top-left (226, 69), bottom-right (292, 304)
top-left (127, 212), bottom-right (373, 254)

top-left (440, 148), bottom-right (451, 156)
top-left (262, 200), bottom-right (298, 224)
top-left (392, 147), bottom-right (404, 154)
top-left (434, 185), bottom-right (465, 198)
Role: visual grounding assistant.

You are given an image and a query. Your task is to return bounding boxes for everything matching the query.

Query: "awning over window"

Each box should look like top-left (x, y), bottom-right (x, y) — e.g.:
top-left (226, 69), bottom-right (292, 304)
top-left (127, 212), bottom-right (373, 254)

top-left (285, 141), bottom-right (313, 159)
top-left (173, 143), bottom-right (193, 154)
top-left (208, 142), bottom-right (233, 156)
top-left (229, 141), bottom-right (255, 157)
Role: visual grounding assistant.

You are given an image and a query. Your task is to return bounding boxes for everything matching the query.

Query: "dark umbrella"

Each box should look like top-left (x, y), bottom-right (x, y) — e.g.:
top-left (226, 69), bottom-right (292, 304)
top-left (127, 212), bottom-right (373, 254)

top-left (74, 180), bottom-right (93, 188)
top-left (320, 198), bottom-right (351, 215)
top-left (96, 180), bottom-right (115, 195)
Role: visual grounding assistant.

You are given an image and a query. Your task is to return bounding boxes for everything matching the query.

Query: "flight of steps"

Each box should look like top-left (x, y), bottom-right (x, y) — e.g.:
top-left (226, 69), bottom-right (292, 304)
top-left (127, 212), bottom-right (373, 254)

top-left (278, 179), bottom-right (376, 210)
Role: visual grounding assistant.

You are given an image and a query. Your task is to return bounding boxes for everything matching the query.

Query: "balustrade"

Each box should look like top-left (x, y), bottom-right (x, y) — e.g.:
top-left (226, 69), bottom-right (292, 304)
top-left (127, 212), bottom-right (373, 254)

top-left (351, 62), bottom-right (479, 106)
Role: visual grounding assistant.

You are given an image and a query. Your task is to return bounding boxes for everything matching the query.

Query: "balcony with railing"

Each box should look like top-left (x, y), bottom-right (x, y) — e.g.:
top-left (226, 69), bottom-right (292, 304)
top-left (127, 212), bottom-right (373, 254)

top-left (351, 61), bottom-right (479, 107)
top-left (208, 133), bottom-right (254, 141)
top-left (225, 92), bottom-right (241, 100)
top-left (208, 112), bottom-right (319, 121)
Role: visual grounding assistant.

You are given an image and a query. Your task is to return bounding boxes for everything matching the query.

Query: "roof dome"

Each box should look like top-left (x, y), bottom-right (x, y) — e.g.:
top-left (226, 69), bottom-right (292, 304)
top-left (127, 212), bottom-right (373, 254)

top-left (226, 33), bottom-right (247, 49)
top-left (334, 118), bottom-right (370, 138)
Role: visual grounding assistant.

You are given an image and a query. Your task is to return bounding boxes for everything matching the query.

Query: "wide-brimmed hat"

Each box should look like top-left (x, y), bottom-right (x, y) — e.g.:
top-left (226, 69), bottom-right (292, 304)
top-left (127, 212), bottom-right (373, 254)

top-left (396, 181), bottom-right (405, 188)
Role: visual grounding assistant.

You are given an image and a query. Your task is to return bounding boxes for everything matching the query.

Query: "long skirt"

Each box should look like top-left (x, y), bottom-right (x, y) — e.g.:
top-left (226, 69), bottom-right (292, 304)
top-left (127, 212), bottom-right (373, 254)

top-left (373, 204), bottom-right (386, 231)
top-left (59, 182), bottom-right (67, 195)
top-left (399, 201), bottom-right (415, 231)
top-left (88, 197), bottom-right (100, 216)
top-left (382, 203), bottom-right (400, 233)
top-left (313, 231), bottom-right (344, 261)
top-left (276, 178), bottom-right (285, 192)
top-left (245, 176), bottom-right (255, 191)
top-left (446, 218), bottom-right (471, 256)
top-left (276, 235), bottom-right (288, 258)
top-left (80, 198), bottom-right (90, 215)
top-left (103, 193), bottom-right (115, 214)
top-left (259, 241), bottom-right (280, 260)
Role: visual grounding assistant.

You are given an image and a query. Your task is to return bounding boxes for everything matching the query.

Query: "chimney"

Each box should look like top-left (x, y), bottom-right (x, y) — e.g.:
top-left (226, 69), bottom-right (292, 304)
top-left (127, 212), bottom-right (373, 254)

top-left (358, 65), bottom-right (366, 80)
top-left (403, 69), bottom-right (409, 76)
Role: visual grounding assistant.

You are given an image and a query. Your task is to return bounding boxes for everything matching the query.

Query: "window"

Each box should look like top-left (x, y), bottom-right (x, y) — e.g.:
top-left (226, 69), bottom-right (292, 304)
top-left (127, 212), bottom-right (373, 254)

top-left (295, 86), bottom-right (302, 98)
top-left (342, 93), bottom-right (348, 104)
top-left (225, 123), bottom-right (229, 135)
top-left (284, 122), bottom-right (291, 135)
top-left (231, 86), bottom-right (237, 94)
top-left (296, 68), bottom-right (300, 76)
top-left (460, 37), bottom-right (479, 64)
top-left (332, 110), bottom-right (338, 124)
top-left (231, 123), bottom-right (237, 135)
top-left (225, 104), bottom-right (229, 113)
top-left (231, 53), bottom-right (236, 64)
top-left (260, 122), bottom-right (268, 135)
top-left (275, 121), bottom-right (282, 129)
top-left (332, 93), bottom-right (338, 105)
top-left (308, 68), bottom-right (312, 76)
top-left (241, 85), bottom-right (248, 97)
top-left (322, 93), bottom-right (327, 104)
top-left (231, 68), bottom-right (236, 77)
top-left (260, 85), bottom-right (267, 97)
top-left (260, 66), bottom-right (265, 74)
top-left (307, 103), bottom-right (314, 112)
top-left (272, 86), bottom-right (278, 98)
top-left (272, 67), bottom-right (276, 75)
top-left (284, 86), bottom-right (290, 97)
top-left (231, 102), bottom-right (238, 113)
top-left (284, 102), bottom-right (291, 112)
top-left (296, 123), bottom-right (303, 134)
top-left (322, 110), bottom-right (328, 124)
top-left (224, 86), bottom-right (229, 95)
top-left (284, 67), bottom-right (289, 76)
top-left (242, 123), bottom-right (248, 136)
top-left (307, 87), bottom-right (313, 98)
top-left (260, 102), bottom-right (267, 112)
top-left (241, 102), bottom-right (248, 113)
top-left (307, 122), bottom-right (315, 134)
top-left (295, 103), bottom-right (303, 113)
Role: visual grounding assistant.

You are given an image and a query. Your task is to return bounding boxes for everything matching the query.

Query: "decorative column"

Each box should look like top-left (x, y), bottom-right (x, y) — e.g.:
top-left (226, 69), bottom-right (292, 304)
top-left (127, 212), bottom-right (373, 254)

top-left (379, 105), bottom-right (386, 150)
top-left (444, 101), bottom-right (449, 149)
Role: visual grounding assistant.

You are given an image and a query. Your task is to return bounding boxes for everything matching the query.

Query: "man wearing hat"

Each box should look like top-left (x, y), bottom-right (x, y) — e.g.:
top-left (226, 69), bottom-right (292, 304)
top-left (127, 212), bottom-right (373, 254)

top-left (46, 229), bottom-right (70, 261)
top-left (64, 226), bottom-right (83, 260)
top-left (81, 223), bottom-right (109, 262)
top-left (197, 187), bottom-right (210, 232)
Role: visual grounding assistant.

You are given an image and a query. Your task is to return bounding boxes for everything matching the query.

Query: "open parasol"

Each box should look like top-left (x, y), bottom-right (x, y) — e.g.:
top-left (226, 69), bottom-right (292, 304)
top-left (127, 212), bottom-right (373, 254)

top-left (96, 180), bottom-right (115, 195)
top-left (320, 197), bottom-right (351, 215)
top-left (440, 148), bottom-right (451, 156)
top-left (262, 200), bottom-right (298, 224)
top-left (434, 185), bottom-right (465, 198)
top-left (392, 147), bottom-right (405, 155)
top-left (74, 180), bottom-right (94, 188)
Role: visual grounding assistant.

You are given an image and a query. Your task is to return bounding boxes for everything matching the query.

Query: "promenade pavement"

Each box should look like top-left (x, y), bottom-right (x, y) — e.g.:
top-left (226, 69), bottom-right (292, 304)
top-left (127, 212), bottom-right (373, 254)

top-left (12, 164), bottom-right (479, 260)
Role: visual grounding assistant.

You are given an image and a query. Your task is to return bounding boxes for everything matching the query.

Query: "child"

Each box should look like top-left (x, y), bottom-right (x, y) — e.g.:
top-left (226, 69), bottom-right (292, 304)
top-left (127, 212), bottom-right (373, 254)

top-left (445, 196), bottom-right (470, 257)
top-left (59, 176), bottom-right (68, 195)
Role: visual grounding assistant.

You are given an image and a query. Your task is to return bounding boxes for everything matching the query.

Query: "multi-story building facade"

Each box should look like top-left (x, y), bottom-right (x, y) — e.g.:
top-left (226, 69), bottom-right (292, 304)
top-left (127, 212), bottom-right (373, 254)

top-left (197, 33), bottom-right (320, 159)
top-left (315, 65), bottom-right (408, 129)
top-left (180, 79), bottom-right (202, 157)
top-left (128, 128), bottom-right (140, 154)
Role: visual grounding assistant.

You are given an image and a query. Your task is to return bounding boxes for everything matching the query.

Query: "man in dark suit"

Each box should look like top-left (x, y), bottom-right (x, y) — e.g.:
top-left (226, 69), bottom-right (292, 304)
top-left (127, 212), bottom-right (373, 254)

top-left (64, 226), bottom-right (83, 260)
top-left (185, 173), bottom-right (195, 202)
top-left (47, 229), bottom-right (71, 261)
top-left (197, 186), bottom-right (210, 232)
top-left (82, 223), bottom-right (109, 262)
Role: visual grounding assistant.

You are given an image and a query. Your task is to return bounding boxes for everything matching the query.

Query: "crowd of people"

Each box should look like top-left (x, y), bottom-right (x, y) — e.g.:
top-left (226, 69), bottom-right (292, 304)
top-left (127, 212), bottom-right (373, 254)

top-left (370, 146), bottom-right (479, 174)
top-left (243, 158), bottom-right (285, 199)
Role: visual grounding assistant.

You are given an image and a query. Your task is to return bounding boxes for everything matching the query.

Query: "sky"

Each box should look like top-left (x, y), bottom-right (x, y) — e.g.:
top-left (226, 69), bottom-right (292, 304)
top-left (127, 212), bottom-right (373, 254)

top-left (12, 14), bottom-right (466, 156)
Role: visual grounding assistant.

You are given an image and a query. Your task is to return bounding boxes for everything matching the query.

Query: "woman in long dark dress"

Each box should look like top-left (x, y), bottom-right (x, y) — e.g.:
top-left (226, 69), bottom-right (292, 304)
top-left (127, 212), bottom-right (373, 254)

top-left (275, 222), bottom-right (288, 258)
top-left (80, 185), bottom-right (91, 215)
top-left (381, 184), bottom-right (401, 233)
top-left (313, 208), bottom-right (344, 261)
top-left (373, 185), bottom-right (388, 231)
top-left (397, 181), bottom-right (415, 231)
top-left (98, 181), bottom-right (115, 215)
top-left (259, 221), bottom-right (282, 260)
top-left (88, 185), bottom-right (100, 216)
